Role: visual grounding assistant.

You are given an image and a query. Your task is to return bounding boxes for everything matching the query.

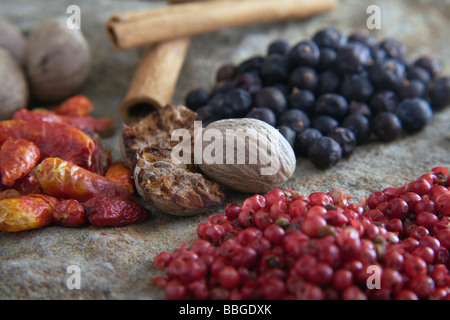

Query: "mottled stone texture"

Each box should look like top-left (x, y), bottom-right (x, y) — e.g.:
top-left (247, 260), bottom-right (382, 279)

top-left (0, 0), bottom-right (449, 299)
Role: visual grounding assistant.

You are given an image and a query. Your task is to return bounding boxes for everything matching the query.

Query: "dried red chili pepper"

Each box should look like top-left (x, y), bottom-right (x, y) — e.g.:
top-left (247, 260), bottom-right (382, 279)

top-left (81, 128), bottom-right (105, 175)
top-left (52, 95), bottom-right (94, 117)
top-left (13, 109), bottom-right (113, 133)
top-left (0, 138), bottom-right (40, 187)
top-left (35, 157), bottom-right (135, 202)
top-left (53, 199), bottom-right (87, 227)
top-left (0, 189), bottom-right (21, 200)
top-left (84, 196), bottom-right (151, 227)
top-left (0, 194), bottom-right (58, 232)
top-left (9, 169), bottom-right (44, 195)
top-left (0, 119), bottom-right (95, 170)
top-left (104, 161), bottom-right (135, 194)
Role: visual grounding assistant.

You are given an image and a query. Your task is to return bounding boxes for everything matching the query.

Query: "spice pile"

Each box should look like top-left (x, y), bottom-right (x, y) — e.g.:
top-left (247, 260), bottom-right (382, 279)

top-left (0, 95), bottom-right (151, 232)
top-left (152, 167), bottom-right (450, 300)
top-left (185, 27), bottom-right (450, 169)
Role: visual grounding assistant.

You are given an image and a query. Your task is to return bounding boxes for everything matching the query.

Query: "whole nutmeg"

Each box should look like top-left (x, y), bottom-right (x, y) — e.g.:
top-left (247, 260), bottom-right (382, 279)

top-left (25, 18), bottom-right (91, 102)
top-left (0, 48), bottom-right (28, 120)
top-left (0, 16), bottom-right (26, 65)
top-left (198, 118), bottom-right (296, 193)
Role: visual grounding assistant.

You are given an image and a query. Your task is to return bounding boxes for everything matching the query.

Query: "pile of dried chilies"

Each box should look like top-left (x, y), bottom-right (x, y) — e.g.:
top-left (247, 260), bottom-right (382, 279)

top-left (0, 95), bottom-right (151, 232)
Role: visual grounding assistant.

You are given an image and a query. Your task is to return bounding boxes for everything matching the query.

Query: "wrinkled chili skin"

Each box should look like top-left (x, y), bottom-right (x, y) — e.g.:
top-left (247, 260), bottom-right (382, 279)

top-left (0, 189), bottom-right (20, 200)
top-left (0, 120), bottom-right (95, 170)
top-left (0, 138), bottom-right (41, 187)
top-left (35, 157), bottom-right (135, 202)
top-left (82, 129), bottom-right (104, 175)
top-left (28, 193), bottom-right (59, 209)
top-left (13, 109), bottom-right (113, 133)
top-left (84, 196), bottom-right (151, 227)
top-left (53, 95), bottom-right (94, 117)
top-left (10, 169), bottom-right (44, 195)
top-left (0, 194), bottom-right (58, 232)
top-left (53, 199), bottom-right (87, 227)
top-left (105, 162), bottom-right (135, 194)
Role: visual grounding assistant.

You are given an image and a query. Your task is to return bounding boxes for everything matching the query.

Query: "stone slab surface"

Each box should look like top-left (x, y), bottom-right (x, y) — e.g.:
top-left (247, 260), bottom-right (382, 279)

top-left (0, 0), bottom-right (449, 299)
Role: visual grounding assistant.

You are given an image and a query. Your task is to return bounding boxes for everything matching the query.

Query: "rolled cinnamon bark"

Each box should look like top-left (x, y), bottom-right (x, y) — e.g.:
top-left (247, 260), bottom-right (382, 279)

top-left (107, 0), bottom-right (338, 49)
top-left (119, 37), bottom-right (190, 123)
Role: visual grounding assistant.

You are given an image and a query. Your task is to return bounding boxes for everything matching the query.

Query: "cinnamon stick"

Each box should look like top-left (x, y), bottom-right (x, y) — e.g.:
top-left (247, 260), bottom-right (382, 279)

top-left (120, 37), bottom-right (190, 123)
top-left (107, 0), bottom-right (338, 49)
top-left (168, 0), bottom-right (208, 3)
top-left (119, 0), bottom-right (204, 123)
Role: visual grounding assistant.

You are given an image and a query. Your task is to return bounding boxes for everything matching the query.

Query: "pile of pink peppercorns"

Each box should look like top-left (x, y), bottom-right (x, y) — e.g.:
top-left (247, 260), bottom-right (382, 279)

top-left (152, 166), bottom-right (450, 300)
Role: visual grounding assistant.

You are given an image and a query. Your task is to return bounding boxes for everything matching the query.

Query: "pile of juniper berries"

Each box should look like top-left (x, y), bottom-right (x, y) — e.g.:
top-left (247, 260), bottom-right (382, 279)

top-left (185, 27), bottom-right (450, 169)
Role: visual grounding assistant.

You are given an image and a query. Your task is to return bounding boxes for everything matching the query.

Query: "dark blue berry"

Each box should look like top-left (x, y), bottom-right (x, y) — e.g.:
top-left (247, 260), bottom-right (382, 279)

top-left (289, 66), bottom-right (318, 91)
top-left (246, 107), bottom-right (277, 127)
top-left (317, 47), bottom-right (337, 71)
top-left (268, 39), bottom-right (291, 56)
top-left (278, 109), bottom-right (310, 134)
top-left (370, 46), bottom-right (388, 63)
top-left (407, 66), bottom-right (431, 84)
top-left (341, 113), bottom-right (372, 145)
top-left (312, 115), bottom-right (339, 135)
top-left (216, 64), bottom-right (236, 82)
top-left (397, 79), bottom-right (426, 100)
top-left (209, 93), bottom-right (226, 115)
top-left (289, 89), bottom-right (315, 115)
top-left (288, 40), bottom-right (320, 69)
top-left (308, 136), bottom-right (343, 169)
top-left (232, 72), bottom-right (262, 94)
top-left (295, 128), bottom-right (323, 157)
top-left (277, 125), bottom-right (296, 148)
top-left (236, 56), bottom-right (264, 75)
top-left (315, 93), bottom-right (348, 121)
top-left (395, 98), bottom-right (433, 132)
top-left (317, 70), bottom-right (341, 95)
top-left (212, 79), bottom-right (233, 95)
top-left (223, 88), bottom-right (253, 116)
top-left (414, 56), bottom-right (442, 78)
top-left (378, 39), bottom-right (408, 62)
top-left (336, 43), bottom-right (373, 75)
top-left (348, 31), bottom-right (377, 47)
top-left (260, 54), bottom-right (289, 85)
top-left (340, 73), bottom-right (374, 102)
top-left (327, 127), bottom-right (357, 156)
top-left (185, 88), bottom-right (209, 110)
top-left (369, 58), bottom-right (406, 91)
top-left (254, 87), bottom-right (287, 116)
top-left (428, 76), bottom-right (450, 110)
top-left (196, 105), bottom-right (215, 121)
top-left (348, 101), bottom-right (372, 118)
top-left (370, 111), bottom-right (403, 142)
top-left (312, 27), bottom-right (347, 49)
top-left (369, 90), bottom-right (399, 115)
top-left (272, 83), bottom-right (290, 98)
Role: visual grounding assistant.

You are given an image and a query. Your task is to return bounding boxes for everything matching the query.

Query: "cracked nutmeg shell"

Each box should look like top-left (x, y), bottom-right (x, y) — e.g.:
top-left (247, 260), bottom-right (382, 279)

top-left (120, 104), bottom-right (198, 169)
top-left (122, 104), bottom-right (225, 216)
top-left (134, 146), bottom-right (225, 216)
top-left (198, 118), bottom-right (296, 193)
